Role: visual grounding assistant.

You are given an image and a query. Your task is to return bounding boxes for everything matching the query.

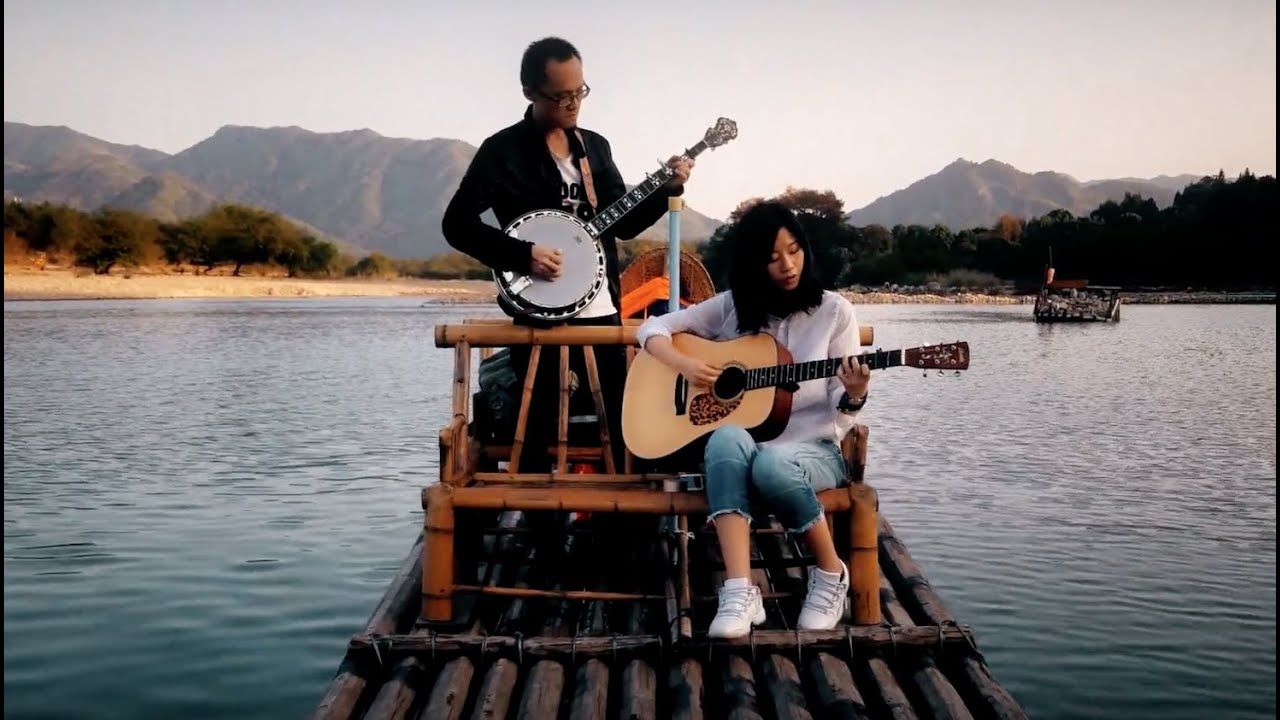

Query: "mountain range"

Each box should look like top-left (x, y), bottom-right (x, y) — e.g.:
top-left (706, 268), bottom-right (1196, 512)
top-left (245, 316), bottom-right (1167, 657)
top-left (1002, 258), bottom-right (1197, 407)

top-left (3, 121), bottom-right (723, 258)
top-left (846, 158), bottom-right (1203, 229)
top-left (5, 120), bottom-right (1206, 257)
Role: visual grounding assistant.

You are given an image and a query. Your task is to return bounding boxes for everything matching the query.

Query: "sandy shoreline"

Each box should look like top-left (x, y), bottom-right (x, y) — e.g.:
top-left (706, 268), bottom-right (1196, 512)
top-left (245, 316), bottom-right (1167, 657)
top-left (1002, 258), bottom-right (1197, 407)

top-left (5, 268), bottom-right (1020, 304)
top-left (3, 269), bottom-right (1272, 305)
top-left (3, 269), bottom-right (496, 303)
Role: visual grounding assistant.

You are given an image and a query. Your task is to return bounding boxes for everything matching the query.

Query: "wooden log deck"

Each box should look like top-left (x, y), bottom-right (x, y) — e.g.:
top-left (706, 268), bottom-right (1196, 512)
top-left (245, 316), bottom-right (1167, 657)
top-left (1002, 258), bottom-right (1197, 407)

top-left (311, 320), bottom-right (1027, 719)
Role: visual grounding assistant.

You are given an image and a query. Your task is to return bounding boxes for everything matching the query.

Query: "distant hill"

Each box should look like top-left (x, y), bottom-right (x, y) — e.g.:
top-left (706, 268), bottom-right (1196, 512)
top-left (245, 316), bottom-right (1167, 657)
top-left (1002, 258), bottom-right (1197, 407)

top-left (2, 120), bottom-right (723, 258)
top-left (1083, 173), bottom-right (1202, 193)
top-left (846, 158), bottom-right (1204, 230)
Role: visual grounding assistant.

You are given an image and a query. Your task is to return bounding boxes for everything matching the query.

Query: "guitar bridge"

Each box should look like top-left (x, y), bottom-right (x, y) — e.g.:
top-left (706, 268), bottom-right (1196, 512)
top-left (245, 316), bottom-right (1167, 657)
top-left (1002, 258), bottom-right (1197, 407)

top-left (674, 375), bottom-right (688, 416)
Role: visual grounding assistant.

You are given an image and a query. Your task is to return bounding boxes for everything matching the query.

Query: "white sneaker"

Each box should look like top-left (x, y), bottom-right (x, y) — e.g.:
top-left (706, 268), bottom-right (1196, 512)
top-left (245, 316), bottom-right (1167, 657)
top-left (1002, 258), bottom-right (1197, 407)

top-left (707, 580), bottom-right (766, 639)
top-left (797, 561), bottom-right (849, 630)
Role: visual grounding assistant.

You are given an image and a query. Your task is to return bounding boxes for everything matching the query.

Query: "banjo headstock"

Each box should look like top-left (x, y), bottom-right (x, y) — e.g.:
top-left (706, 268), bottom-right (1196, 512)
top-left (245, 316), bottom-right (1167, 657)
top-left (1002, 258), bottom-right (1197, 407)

top-left (703, 118), bottom-right (738, 149)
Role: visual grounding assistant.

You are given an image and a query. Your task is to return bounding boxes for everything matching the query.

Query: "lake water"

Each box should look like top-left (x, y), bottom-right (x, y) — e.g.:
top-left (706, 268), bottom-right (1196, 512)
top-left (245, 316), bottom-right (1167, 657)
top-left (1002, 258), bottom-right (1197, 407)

top-left (3, 298), bottom-right (1275, 720)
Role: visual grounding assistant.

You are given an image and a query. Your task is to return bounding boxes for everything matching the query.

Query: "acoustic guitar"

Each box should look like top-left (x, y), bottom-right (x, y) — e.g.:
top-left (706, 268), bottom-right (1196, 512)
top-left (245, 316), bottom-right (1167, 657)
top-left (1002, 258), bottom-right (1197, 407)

top-left (621, 332), bottom-right (969, 459)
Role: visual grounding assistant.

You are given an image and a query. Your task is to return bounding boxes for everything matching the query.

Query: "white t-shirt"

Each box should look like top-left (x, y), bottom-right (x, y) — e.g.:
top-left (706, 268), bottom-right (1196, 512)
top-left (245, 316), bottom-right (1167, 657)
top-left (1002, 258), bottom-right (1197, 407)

top-left (553, 153), bottom-right (616, 319)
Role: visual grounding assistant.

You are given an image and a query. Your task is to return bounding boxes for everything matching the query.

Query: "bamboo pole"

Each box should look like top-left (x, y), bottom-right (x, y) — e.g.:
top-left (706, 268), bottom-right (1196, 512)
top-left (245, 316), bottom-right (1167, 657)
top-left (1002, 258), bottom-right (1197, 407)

top-left (437, 323), bottom-right (637, 348)
top-left (569, 658), bottom-right (610, 718)
top-left (720, 654), bottom-right (763, 720)
top-left (460, 316), bottom-right (876, 347)
top-left (442, 485), bottom-right (862, 515)
top-left (471, 472), bottom-right (671, 484)
top-left (805, 653), bottom-right (872, 719)
top-left (422, 482), bottom-right (456, 623)
top-left (668, 659), bottom-right (706, 720)
top-left (878, 517), bottom-right (1028, 720)
top-left (349, 625), bottom-right (974, 660)
top-left (420, 659), bottom-right (476, 720)
top-left (467, 518), bottom-right (545, 720)
top-left (480, 445), bottom-right (612, 462)
top-left (452, 342), bottom-right (470, 418)
top-left (438, 416), bottom-right (465, 486)
top-left (760, 654), bottom-right (812, 720)
top-left (677, 514), bottom-right (693, 642)
top-left (556, 345), bottom-right (571, 474)
top-left (514, 512), bottom-right (593, 720)
top-left (619, 537), bottom-right (658, 720)
top-left (310, 533), bottom-right (425, 720)
top-left (580, 345), bottom-right (617, 474)
top-left (848, 482), bottom-right (881, 625)
top-left (507, 345), bottom-right (541, 473)
top-left (865, 657), bottom-right (919, 719)
top-left (451, 584), bottom-right (666, 602)
top-left (879, 570), bottom-right (915, 627)
top-left (377, 511), bottom-right (523, 720)
top-left (468, 660), bottom-right (518, 720)
top-left (435, 323), bottom-right (874, 348)
top-left (910, 657), bottom-right (976, 720)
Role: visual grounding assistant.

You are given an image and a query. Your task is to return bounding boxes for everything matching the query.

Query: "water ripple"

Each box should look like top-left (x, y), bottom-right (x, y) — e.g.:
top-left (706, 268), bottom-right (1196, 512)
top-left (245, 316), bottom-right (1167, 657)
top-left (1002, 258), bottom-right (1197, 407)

top-left (3, 298), bottom-right (1276, 720)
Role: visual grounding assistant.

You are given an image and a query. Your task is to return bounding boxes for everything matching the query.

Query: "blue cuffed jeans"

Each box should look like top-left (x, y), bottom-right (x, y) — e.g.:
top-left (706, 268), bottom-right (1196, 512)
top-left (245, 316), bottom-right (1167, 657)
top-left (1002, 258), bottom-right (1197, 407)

top-left (703, 425), bottom-right (848, 534)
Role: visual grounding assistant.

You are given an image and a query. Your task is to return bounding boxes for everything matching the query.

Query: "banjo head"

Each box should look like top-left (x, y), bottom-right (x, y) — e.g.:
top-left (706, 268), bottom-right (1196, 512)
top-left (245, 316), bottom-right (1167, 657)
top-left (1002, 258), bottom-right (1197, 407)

top-left (496, 209), bottom-right (607, 319)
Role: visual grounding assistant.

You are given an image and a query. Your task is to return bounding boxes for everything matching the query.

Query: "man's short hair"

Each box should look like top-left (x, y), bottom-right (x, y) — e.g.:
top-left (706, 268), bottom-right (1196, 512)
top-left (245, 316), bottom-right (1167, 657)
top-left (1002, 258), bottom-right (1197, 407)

top-left (520, 37), bottom-right (581, 90)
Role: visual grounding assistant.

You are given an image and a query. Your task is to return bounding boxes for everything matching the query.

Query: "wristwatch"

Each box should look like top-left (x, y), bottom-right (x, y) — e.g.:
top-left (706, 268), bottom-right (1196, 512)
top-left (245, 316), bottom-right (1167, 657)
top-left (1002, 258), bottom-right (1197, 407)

top-left (838, 391), bottom-right (868, 414)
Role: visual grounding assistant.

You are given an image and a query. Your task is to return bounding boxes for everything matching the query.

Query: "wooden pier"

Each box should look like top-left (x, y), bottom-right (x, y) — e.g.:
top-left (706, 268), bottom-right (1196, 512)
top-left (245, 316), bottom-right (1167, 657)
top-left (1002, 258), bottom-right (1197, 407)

top-left (311, 319), bottom-right (1027, 719)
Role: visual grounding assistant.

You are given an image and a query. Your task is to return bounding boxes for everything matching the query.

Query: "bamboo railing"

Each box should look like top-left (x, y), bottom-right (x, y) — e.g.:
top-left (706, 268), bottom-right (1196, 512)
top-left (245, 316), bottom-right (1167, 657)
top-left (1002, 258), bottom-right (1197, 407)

top-left (423, 320), bottom-right (882, 634)
top-left (313, 319), bottom-right (1029, 718)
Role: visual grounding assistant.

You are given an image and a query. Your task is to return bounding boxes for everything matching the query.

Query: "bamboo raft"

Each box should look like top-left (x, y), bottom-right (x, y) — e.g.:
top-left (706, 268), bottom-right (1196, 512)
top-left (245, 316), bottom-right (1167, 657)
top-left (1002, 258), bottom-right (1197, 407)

top-left (312, 319), bottom-right (1027, 720)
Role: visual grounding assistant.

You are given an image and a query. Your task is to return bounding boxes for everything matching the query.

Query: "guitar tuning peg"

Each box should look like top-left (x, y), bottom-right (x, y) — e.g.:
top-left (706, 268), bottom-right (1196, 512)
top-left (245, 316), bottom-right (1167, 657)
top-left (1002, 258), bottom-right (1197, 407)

top-left (922, 370), bottom-right (929, 378)
top-left (937, 370), bottom-right (945, 377)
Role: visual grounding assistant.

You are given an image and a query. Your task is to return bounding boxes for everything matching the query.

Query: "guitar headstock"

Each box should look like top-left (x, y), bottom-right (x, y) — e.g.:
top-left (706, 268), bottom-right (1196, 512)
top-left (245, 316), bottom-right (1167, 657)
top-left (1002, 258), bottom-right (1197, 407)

top-left (703, 118), bottom-right (738, 148)
top-left (904, 341), bottom-right (970, 371)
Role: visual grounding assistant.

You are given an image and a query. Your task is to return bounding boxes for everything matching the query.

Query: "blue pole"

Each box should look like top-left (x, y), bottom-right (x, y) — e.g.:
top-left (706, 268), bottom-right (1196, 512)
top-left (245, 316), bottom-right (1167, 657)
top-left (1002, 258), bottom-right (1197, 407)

top-left (667, 197), bottom-right (682, 313)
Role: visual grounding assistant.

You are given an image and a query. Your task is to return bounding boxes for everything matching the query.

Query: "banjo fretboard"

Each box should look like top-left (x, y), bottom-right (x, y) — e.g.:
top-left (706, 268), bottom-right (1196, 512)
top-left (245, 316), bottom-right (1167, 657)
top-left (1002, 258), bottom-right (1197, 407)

top-left (584, 139), bottom-right (711, 239)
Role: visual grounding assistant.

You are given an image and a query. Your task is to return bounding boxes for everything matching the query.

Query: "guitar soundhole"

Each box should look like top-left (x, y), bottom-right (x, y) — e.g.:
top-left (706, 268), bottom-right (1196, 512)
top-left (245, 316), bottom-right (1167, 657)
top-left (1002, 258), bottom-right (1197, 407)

top-left (713, 367), bottom-right (747, 401)
top-left (689, 392), bottom-right (741, 426)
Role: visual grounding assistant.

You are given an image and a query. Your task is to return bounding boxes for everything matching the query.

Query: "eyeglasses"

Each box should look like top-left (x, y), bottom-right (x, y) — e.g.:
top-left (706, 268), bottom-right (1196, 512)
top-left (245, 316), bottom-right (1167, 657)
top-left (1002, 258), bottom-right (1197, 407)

top-left (536, 84), bottom-right (591, 109)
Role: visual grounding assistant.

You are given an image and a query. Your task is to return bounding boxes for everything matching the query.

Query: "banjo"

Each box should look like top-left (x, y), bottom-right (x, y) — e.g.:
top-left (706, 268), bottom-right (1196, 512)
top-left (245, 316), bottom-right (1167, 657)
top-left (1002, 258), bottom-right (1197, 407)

top-left (494, 117), bottom-right (739, 322)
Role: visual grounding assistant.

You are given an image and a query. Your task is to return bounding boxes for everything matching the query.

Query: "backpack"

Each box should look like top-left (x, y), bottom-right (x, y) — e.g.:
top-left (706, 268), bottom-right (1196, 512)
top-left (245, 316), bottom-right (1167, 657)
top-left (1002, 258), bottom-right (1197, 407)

top-left (472, 348), bottom-right (521, 446)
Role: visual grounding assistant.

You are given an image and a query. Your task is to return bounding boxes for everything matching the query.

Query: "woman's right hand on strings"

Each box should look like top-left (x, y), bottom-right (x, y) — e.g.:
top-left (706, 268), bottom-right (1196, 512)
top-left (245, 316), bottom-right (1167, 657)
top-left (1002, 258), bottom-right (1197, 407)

top-left (642, 335), bottom-right (721, 387)
top-left (676, 355), bottom-right (722, 387)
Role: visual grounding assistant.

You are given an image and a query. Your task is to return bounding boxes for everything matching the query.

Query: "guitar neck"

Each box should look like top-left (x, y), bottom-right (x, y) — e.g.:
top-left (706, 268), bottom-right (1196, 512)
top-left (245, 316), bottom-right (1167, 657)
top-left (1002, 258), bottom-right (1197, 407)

top-left (585, 139), bottom-right (710, 238)
top-left (745, 349), bottom-right (903, 391)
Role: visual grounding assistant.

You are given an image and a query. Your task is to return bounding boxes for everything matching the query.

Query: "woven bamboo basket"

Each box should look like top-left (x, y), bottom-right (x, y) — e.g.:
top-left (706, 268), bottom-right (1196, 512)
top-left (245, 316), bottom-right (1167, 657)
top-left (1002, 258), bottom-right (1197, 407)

top-left (619, 247), bottom-right (717, 305)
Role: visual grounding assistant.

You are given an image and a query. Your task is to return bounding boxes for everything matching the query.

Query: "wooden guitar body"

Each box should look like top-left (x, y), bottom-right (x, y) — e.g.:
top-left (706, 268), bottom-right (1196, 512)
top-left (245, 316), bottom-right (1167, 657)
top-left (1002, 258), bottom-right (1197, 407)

top-left (622, 333), bottom-right (969, 461)
top-left (622, 333), bottom-right (795, 460)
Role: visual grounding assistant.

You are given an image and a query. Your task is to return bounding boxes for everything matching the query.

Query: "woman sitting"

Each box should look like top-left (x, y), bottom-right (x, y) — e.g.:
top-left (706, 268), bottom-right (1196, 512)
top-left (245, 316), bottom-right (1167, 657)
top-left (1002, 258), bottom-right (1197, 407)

top-left (635, 200), bottom-right (871, 638)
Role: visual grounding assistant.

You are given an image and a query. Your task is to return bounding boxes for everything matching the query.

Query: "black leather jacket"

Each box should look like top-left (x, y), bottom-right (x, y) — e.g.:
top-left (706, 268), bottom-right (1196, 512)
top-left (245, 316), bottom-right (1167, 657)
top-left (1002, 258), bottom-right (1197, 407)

top-left (441, 106), bottom-right (683, 315)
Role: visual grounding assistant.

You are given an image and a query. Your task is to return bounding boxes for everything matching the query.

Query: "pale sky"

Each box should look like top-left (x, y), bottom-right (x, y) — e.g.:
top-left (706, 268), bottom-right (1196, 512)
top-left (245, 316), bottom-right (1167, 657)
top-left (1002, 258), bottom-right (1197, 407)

top-left (4, 0), bottom-right (1275, 220)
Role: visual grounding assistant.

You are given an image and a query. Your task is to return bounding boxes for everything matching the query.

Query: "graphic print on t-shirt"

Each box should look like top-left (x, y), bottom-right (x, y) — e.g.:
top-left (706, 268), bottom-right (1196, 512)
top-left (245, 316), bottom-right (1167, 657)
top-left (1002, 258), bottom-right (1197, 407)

top-left (555, 154), bottom-right (595, 222)
top-left (551, 151), bottom-right (615, 319)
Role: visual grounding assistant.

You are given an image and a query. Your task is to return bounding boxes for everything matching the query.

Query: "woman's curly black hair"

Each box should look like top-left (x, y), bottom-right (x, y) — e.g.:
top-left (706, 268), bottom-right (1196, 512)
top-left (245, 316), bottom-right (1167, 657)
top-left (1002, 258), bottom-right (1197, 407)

top-left (726, 200), bottom-right (825, 334)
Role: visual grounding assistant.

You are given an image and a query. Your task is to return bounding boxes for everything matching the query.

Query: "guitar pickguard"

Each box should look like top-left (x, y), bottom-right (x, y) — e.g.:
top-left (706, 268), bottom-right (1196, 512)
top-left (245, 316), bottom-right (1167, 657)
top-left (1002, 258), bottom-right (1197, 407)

top-left (688, 392), bottom-right (741, 426)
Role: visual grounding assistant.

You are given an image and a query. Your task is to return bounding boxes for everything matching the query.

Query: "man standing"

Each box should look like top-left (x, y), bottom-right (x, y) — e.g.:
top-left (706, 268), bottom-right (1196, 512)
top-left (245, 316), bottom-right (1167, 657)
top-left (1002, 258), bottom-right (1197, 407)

top-left (442, 36), bottom-right (694, 471)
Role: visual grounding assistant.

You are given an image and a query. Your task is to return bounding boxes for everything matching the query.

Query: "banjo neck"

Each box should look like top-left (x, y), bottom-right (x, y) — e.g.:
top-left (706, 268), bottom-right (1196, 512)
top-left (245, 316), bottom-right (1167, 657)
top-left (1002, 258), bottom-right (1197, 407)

top-left (582, 139), bottom-right (713, 239)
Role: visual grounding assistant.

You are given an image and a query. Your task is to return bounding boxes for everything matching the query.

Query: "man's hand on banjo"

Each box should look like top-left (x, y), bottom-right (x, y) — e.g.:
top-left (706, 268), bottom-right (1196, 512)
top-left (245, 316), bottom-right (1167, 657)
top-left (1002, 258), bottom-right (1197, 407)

top-left (665, 155), bottom-right (695, 188)
top-left (530, 244), bottom-right (564, 280)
